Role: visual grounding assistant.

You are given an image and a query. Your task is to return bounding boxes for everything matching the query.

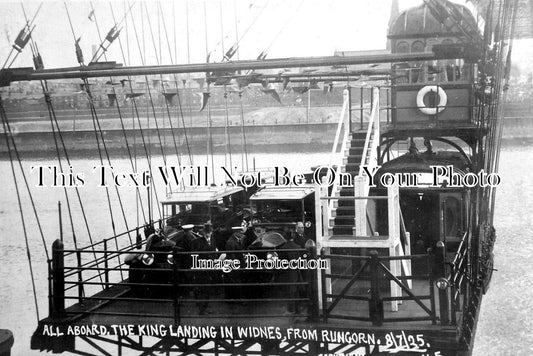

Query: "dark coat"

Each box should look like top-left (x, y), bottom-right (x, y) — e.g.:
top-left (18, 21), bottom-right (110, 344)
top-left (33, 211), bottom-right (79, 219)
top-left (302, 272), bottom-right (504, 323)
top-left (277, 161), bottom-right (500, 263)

top-left (191, 234), bottom-right (218, 285)
top-left (173, 230), bottom-right (195, 269)
top-left (292, 232), bottom-right (307, 249)
top-left (225, 233), bottom-right (245, 262)
top-left (191, 235), bottom-right (217, 255)
top-left (224, 233), bottom-right (244, 299)
top-left (278, 240), bottom-right (304, 284)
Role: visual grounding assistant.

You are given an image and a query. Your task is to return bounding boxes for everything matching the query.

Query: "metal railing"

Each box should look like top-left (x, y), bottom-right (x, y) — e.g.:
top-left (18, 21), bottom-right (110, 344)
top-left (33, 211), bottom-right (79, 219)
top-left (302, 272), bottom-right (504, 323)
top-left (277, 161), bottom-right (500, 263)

top-left (48, 239), bottom-right (320, 324)
top-left (320, 249), bottom-right (438, 326)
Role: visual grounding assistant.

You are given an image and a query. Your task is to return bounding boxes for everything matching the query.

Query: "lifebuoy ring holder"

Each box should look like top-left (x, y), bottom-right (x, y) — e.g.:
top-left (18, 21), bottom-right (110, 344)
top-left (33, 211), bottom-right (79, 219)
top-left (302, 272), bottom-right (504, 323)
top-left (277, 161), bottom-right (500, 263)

top-left (416, 85), bottom-right (447, 115)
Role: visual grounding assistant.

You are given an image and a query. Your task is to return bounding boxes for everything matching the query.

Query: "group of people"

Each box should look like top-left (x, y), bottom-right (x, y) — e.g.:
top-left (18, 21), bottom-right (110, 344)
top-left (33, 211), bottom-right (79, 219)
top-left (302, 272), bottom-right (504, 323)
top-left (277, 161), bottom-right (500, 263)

top-left (167, 220), bottom-right (310, 316)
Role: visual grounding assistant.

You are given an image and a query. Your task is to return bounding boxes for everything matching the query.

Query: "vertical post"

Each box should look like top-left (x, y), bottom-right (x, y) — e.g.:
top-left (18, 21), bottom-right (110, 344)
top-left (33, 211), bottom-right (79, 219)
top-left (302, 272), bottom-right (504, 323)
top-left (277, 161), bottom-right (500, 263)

top-left (314, 181), bottom-right (324, 311)
top-left (359, 87), bottom-right (364, 130)
top-left (306, 244), bottom-right (319, 321)
top-left (369, 250), bottom-right (383, 326)
top-left (354, 176), bottom-right (367, 236)
top-left (76, 250), bottom-right (83, 303)
top-left (58, 202), bottom-right (63, 242)
top-left (104, 239), bottom-right (109, 289)
top-left (387, 183), bottom-right (400, 311)
top-left (319, 177), bottom-right (331, 300)
top-left (370, 87), bottom-right (374, 131)
top-left (319, 177), bottom-right (329, 236)
top-left (48, 259), bottom-right (53, 318)
top-left (386, 87), bottom-right (390, 124)
top-left (435, 241), bottom-right (449, 325)
top-left (52, 239), bottom-right (65, 319)
top-left (147, 186), bottom-right (152, 224)
top-left (374, 88), bottom-right (380, 128)
top-left (427, 248), bottom-right (437, 324)
top-left (374, 87), bottom-right (380, 162)
top-left (435, 85), bottom-right (439, 124)
top-left (172, 246), bottom-right (181, 325)
top-left (320, 248), bottom-right (328, 322)
top-left (347, 86), bottom-right (352, 133)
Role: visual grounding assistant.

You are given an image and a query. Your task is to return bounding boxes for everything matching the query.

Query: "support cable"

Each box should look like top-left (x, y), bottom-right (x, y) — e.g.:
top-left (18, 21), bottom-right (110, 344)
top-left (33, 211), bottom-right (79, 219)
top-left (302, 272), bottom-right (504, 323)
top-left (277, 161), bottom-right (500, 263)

top-left (158, 2), bottom-right (195, 167)
top-left (0, 97), bottom-right (40, 320)
top-left (90, 2), bottom-right (147, 231)
top-left (144, 2), bottom-right (184, 174)
top-left (66, 2), bottom-right (123, 247)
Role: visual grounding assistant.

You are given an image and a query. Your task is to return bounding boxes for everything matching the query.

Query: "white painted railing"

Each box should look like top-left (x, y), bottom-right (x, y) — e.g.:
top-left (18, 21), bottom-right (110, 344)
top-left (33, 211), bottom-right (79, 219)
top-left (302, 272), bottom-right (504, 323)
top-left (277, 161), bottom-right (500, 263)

top-left (326, 89), bottom-right (350, 212)
top-left (359, 87), bottom-right (380, 177)
top-left (353, 87), bottom-right (381, 235)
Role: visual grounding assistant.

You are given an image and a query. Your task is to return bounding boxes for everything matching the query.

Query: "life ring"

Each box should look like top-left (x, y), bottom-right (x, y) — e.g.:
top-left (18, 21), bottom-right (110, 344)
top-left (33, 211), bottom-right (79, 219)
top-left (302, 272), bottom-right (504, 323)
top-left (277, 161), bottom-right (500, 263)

top-left (416, 85), bottom-right (447, 115)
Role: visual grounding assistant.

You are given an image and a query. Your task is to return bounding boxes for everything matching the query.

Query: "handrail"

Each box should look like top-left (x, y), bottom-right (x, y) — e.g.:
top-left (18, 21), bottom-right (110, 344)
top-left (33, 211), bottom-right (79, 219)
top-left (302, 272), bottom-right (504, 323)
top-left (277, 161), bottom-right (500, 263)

top-left (326, 89), bottom-right (350, 206)
top-left (359, 87), bottom-right (380, 177)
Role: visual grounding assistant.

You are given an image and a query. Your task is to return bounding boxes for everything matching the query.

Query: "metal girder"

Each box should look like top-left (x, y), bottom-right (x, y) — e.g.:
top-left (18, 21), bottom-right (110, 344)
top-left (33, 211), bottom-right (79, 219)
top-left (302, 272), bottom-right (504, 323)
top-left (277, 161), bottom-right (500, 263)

top-left (1, 50), bottom-right (474, 85)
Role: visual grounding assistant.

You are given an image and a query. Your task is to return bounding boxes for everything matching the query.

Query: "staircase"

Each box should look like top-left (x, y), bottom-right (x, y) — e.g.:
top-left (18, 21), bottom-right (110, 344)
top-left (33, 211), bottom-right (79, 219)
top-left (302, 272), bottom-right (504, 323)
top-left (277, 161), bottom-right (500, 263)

top-left (315, 87), bottom-right (413, 312)
top-left (332, 131), bottom-right (368, 235)
top-left (328, 86), bottom-right (380, 237)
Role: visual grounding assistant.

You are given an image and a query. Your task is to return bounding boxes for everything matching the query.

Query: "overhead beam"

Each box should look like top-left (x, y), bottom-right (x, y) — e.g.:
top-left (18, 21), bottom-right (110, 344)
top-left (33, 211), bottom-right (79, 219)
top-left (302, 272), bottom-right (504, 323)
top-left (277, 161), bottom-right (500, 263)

top-left (1, 50), bottom-right (471, 85)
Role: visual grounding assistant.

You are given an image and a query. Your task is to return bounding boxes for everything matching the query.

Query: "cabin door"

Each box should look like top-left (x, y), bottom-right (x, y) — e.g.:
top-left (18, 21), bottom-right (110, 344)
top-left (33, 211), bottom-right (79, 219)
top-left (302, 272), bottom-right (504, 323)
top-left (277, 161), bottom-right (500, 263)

top-left (439, 192), bottom-right (465, 250)
top-left (399, 192), bottom-right (440, 254)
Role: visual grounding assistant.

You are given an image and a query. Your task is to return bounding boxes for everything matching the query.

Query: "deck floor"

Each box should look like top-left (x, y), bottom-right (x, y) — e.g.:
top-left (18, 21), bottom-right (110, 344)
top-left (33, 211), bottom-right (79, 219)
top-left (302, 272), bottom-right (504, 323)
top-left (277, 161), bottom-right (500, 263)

top-left (60, 277), bottom-right (443, 332)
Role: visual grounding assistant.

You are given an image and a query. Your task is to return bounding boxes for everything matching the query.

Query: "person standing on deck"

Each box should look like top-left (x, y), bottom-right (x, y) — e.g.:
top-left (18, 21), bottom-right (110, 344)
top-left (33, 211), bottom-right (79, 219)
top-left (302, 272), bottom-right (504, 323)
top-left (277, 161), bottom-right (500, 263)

top-left (278, 232), bottom-right (304, 314)
top-left (173, 224), bottom-right (196, 296)
top-left (224, 221), bottom-right (246, 301)
top-left (191, 222), bottom-right (217, 315)
top-left (293, 221), bottom-right (307, 248)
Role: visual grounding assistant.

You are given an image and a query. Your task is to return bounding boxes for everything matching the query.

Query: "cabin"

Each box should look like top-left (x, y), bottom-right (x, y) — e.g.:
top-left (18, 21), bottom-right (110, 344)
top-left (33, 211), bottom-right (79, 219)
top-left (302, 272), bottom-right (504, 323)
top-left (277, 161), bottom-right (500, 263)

top-left (161, 186), bottom-right (247, 231)
top-left (250, 185), bottom-right (315, 239)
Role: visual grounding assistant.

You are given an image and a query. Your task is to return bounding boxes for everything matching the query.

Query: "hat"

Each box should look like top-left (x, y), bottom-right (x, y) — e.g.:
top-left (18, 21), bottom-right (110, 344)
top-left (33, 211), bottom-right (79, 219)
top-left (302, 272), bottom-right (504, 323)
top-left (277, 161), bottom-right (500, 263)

top-left (296, 221), bottom-right (304, 228)
top-left (182, 224), bottom-right (194, 230)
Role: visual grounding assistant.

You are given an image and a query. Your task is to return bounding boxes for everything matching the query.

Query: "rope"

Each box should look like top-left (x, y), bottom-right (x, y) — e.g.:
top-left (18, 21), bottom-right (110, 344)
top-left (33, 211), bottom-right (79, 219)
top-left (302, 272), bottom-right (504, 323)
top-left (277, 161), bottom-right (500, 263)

top-left (91, 2), bottom-right (147, 226)
top-left (210, 0), bottom-right (268, 61)
top-left (157, 2), bottom-right (195, 168)
top-left (0, 97), bottom-right (40, 320)
top-left (144, 3), bottom-right (184, 172)
top-left (203, 1), bottom-right (216, 183)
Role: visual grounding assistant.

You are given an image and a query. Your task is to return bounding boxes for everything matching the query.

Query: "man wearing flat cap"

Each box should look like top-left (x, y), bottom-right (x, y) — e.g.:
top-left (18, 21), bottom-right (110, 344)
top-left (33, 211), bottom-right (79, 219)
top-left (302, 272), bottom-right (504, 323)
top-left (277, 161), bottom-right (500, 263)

top-left (191, 222), bottom-right (218, 315)
top-left (173, 224), bottom-right (196, 294)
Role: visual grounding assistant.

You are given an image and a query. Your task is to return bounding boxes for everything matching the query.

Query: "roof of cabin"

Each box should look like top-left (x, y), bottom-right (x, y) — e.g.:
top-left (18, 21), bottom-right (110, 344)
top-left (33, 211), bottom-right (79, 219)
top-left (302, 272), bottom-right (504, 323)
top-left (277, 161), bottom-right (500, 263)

top-left (250, 186), bottom-right (314, 201)
top-left (378, 151), bottom-right (471, 174)
top-left (162, 186), bottom-right (244, 204)
top-left (388, 2), bottom-right (479, 39)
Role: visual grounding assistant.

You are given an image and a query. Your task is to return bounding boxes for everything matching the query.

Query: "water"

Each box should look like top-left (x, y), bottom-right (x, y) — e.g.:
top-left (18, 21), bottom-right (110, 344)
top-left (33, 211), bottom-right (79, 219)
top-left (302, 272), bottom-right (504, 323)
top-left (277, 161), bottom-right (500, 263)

top-left (0, 146), bottom-right (531, 355)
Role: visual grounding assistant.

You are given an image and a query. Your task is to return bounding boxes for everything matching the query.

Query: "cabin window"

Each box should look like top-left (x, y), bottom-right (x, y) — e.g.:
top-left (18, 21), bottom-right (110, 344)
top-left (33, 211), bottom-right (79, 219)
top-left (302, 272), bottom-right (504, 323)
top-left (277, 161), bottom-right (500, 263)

top-left (411, 40), bottom-right (425, 53)
top-left (162, 204), bottom-right (174, 218)
top-left (442, 195), bottom-right (463, 241)
top-left (393, 62), bottom-right (411, 84)
top-left (396, 41), bottom-right (409, 53)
